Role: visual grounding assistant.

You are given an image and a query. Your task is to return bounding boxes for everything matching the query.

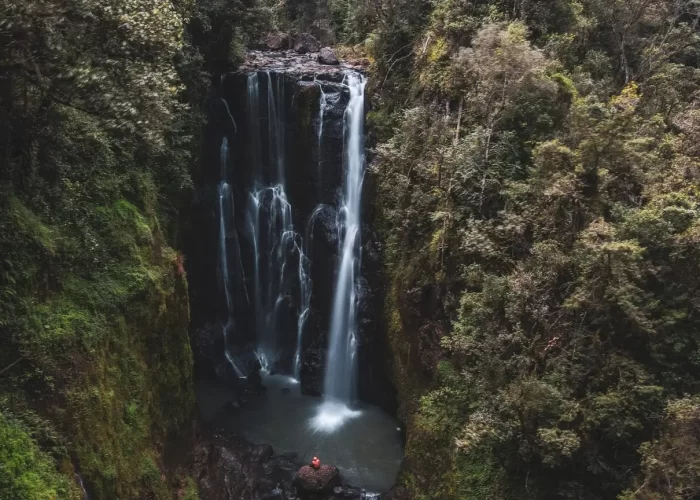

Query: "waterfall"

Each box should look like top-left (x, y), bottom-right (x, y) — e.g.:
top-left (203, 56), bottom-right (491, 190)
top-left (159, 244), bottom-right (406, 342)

top-left (293, 205), bottom-right (327, 378)
top-left (316, 81), bottom-right (327, 194)
top-left (248, 185), bottom-right (298, 370)
top-left (243, 71), bottom-right (369, 404)
top-left (312, 73), bottom-right (366, 433)
top-left (294, 244), bottom-right (311, 380)
top-left (218, 136), bottom-right (245, 378)
top-left (266, 71), bottom-right (285, 183)
top-left (221, 97), bottom-right (238, 133)
top-left (75, 474), bottom-right (89, 500)
top-left (246, 72), bottom-right (309, 376)
top-left (247, 73), bottom-right (261, 178)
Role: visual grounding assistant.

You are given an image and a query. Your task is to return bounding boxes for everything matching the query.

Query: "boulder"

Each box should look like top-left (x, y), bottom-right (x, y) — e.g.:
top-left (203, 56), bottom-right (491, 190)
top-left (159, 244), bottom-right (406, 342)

top-left (293, 465), bottom-right (341, 495)
top-left (294, 33), bottom-right (321, 54)
top-left (266, 32), bottom-right (290, 51)
top-left (318, 47), bottom-right (339, 65)
top-left (193, 438), bottom-right (297, 500)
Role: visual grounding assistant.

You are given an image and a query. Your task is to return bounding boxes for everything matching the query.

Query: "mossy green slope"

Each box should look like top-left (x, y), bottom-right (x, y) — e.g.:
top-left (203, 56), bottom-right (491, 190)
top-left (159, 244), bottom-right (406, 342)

top-left (1, 82), bottom-right (197, 500)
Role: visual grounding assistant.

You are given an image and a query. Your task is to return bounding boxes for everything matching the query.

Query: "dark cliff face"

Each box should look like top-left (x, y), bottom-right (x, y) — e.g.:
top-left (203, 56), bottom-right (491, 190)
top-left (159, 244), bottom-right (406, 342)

top-left (186, 60), bottom-right (396, 413)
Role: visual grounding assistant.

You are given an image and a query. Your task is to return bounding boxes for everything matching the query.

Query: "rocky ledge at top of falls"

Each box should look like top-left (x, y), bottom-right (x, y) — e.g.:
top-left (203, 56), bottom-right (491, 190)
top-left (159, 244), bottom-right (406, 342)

top-left (236, 50), bottom-right (369, 81)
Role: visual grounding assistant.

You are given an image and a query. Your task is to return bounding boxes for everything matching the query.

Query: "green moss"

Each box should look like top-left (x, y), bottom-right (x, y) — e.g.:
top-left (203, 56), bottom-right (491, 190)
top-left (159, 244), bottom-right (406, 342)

top-left (8, 197), bottom-right (57, 255)
top-left (181, 477), bottom-right (200, 500)
top-left (0, 411), bottom-right (78, 500)
top-left (4, 194), bottom-right (194, 499)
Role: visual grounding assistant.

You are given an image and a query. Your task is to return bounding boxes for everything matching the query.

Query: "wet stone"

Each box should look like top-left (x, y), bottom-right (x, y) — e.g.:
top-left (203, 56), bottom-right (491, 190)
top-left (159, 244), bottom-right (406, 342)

top-left (236, 51), bottom-right (368, 81)
top-left (294, 33), bottom-right (321, 54)
top-left (293, 464), bottom-right (341, 494)
top-left (318, 47), bottom-right (340, 65)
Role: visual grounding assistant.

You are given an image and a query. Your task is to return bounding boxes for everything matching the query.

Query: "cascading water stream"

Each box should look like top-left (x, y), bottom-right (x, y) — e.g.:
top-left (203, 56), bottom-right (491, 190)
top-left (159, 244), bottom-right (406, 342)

top-left (293, 205), bottom-right (328, 378)
top-left (221, 98), bottom-right (238, 133)
top-left (218, 136), bottom-right (245, 377)
top-left (266, 71), bottom-right (285, 183)
top-left (75, 474), bottom-right (89, 500)
top-left (315, 79), bottom-right (327, 194)
top-left (246, 71), bottom-right (312, 376)
top-left (312, 73), bottom-right (366, 432)
top-left (244, 71), bottom-right (369, 410)
top-left (248, 185), bottom-right (297, 370)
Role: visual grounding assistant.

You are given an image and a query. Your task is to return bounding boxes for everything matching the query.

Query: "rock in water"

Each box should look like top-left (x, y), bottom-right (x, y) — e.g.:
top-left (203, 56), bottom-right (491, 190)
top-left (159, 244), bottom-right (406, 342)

top-left (194, 438), bottom-right (297, 500)
top-left (293, 464), bottom-right (341, 495)
top-left (294, 33), bottom-right (321, 54)
top-left (266, 32), bottom-right (290, 51)
top-left (318, 47), bottom-right (339, 65)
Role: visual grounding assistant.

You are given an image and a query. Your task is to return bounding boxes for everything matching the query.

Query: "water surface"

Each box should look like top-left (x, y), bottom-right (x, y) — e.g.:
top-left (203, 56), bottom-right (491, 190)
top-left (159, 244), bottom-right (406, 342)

top-left (197, 373), bottom-right (403, 493)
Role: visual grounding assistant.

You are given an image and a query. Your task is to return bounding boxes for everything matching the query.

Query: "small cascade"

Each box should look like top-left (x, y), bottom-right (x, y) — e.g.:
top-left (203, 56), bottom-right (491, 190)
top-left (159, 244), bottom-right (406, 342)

top-left (313, 73), bottom-right (366, 432)
top-left (293, 205), bottom-right (327, 378)
top-left (316, 80), bottom-right (327, 194)
top-left (248, 185), bottom-right (298, 370)
top-left (246, 71), bottom-right (309, 373)
top-left (75, 474), bottom-right (89, 500)
top-left (266, 71), bottom-right (285, 183)
top-left (218, 136), bottom-right (245, 377)
top-left (294, 243), bottom-right (311, 380)
top-left (246, 73), bottom-right (261, 177)
top-left (221, 97), bottom-right (238, 133)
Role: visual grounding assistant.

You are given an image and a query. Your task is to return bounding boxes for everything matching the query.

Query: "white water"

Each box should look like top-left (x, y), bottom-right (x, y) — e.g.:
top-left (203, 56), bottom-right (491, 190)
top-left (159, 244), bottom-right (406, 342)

top-left (315, 74), bottom-right (366, 432)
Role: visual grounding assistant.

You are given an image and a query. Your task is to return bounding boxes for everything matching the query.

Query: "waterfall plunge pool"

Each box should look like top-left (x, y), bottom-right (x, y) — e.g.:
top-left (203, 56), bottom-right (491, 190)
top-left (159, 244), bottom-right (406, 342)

top-left (197, 372), bottom-right (404, 493)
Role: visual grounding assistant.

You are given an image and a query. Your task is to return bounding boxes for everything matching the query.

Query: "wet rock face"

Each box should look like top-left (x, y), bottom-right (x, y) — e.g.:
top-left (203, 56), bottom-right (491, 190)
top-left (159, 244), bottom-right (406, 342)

top-left (192, 323), bottom-right (237, 385)
top-left (318, 47), bottom-right (339, 65)
top-left (194, 436), bottom-right (297, 500)
top-left (293, 465), bottom-right (341, 495)
top-left (300, 346), bottom-right (325, 397)
top-left (294, 33), bottom-right (321, 53)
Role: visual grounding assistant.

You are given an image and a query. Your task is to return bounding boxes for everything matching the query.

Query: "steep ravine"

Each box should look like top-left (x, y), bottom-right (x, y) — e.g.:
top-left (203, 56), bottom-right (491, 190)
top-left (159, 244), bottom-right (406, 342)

top-left (185, 50), bottom-right (405, 499)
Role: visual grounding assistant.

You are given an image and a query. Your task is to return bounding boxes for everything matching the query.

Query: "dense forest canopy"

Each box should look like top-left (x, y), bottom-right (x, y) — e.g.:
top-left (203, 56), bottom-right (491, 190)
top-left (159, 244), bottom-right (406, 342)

top-left (363, 0), bottom-right (700, 498)
top-left (2, 0), bottom-right (700, 498)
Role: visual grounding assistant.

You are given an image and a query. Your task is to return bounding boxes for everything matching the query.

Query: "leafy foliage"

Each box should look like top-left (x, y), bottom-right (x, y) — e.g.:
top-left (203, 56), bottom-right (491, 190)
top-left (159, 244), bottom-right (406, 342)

top-left (0, 411), bottom-right (77, 500)
top-left (0, 0), bottom-right (260, 495)
top-left (371, 1), bottom-right (700, 498)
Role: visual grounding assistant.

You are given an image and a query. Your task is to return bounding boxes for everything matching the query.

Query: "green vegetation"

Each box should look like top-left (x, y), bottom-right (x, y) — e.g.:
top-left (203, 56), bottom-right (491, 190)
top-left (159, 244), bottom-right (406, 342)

top-left (0, 0), bottom-right (268, 497)
top-left (0, 412), bottom-right (77, 499)
top-left (364, 0), bottom-right (700, 498)
top-left (4, 0), bottom-right (700, 497)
